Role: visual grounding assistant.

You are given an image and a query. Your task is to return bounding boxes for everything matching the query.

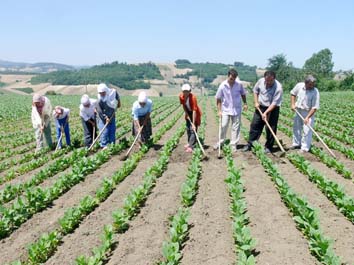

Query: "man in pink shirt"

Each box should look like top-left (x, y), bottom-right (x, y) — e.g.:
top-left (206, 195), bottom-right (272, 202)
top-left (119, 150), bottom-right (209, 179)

top-left (214, 69), bottom-right (248, 152)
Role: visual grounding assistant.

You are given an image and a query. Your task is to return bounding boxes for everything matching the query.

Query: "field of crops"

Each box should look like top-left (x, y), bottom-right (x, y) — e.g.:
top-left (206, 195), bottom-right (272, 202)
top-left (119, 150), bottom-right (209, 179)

top-left (0, 91), bottom-right (353, 265)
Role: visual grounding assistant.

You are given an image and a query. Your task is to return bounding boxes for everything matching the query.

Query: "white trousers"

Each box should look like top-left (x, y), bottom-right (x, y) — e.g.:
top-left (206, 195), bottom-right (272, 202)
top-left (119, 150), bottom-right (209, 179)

top-left (292, 109), bottom-right (315, 151)
top-left (218, 114), bottom-right (241, 147)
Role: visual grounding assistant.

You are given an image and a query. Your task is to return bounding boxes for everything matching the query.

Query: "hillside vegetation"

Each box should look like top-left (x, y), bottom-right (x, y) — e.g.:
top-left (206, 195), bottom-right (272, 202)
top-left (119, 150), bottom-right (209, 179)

top-left (30, 61), bottom-right (163, 90)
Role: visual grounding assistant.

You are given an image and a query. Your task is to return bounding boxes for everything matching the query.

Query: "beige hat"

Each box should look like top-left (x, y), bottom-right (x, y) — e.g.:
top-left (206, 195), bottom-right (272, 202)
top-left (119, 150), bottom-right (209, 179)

top-left (32, 93), bottom-right (42, 103)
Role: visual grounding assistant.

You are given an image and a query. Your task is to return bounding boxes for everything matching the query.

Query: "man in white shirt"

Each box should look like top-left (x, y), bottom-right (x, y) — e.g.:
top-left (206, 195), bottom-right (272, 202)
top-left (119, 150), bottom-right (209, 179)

top-left (80, 94), bottom-right (97, 147)
top-left (53, 106), bottom-right (71, 149)
top-left (290, 75), bottom-right (320, 152)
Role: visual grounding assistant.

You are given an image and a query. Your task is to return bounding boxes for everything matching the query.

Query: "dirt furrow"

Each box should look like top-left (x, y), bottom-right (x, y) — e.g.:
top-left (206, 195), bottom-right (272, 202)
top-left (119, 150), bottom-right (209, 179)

top-left (106, 142), bottom-right (189, 265)
top-left (181, 101), bottom-right (235, 265)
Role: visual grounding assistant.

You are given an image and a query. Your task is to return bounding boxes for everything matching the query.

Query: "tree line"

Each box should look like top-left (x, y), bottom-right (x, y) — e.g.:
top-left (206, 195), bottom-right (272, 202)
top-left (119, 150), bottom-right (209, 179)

top-left (267, 48), bottom-right (354, 91)
top-left (30, 62), bottom-right (163, 90)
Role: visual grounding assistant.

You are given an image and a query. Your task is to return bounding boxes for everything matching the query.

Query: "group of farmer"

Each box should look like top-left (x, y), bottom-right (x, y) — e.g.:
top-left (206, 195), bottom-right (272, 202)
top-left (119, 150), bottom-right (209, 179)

top-left (31, 68), bottom-right (320, 155)
top-left (31, 84), bottom-right (153, 152)
top-left (180, 69), bottom-right (320, 154)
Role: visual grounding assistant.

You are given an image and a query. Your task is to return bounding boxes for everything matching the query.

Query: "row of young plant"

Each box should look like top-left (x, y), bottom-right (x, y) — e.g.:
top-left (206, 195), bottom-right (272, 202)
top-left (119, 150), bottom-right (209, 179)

top-left (159, 100), bottom-right (206, 265)
top-left (0, 102), bottom-right (178, 204)
top-left (287, 153), bottom-right (354, 223)
top-left (0, 105), bottom-right (181, 240)
top-left (11, 109), bottom-right (184, 265)
top-left (251, 141), bottom-right (341, 264)
top-left (276, 123), bottom-right (352, 180)
top-left (223, 144), bottom-right (257, 265)
top-left (212, 101), bottom-right (257, 264)
top-left (73, 123), bottom-right (186, 265)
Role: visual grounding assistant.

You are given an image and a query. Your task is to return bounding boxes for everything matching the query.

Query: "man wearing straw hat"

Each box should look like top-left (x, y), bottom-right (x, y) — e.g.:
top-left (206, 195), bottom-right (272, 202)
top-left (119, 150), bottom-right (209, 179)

top-left (290, 75), bottom-right (320, 152)
top-left (79, 94), bottom-right (97, 148)
top-left (132, 91), bottom-right (153, 146)
top-left (31, 93), bottom-right (53, 151)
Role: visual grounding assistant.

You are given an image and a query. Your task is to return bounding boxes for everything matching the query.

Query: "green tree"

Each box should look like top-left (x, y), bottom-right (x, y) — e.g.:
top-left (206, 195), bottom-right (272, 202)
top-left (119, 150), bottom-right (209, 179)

top-left (303, 48), bottom-right (334, 78)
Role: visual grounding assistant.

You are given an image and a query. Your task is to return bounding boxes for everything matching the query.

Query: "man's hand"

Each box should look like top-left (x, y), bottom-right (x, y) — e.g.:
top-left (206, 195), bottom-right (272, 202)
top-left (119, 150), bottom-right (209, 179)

top-left (291, 104), bottom-right (296, 111)
top-left (243, 104), bottom-right (248, 111)
top-left (105, 117), bottom-right (110, 124)
top-left (255, 102), bottom-right (260, 109)
top-left (261, 112), bottom-right (268, 121)
top-left (304, 117), bottom-right (310, 125)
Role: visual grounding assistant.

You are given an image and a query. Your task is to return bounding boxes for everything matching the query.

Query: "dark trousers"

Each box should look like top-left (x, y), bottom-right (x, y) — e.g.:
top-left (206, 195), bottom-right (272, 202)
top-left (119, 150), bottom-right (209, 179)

top-left (132, 115), bottom-right (152, 143)
top-left (186, 112), bottom-right (198, 148)
top-left (248, 106), bottom-right (280, 150)
top-left (81, 118), bottom-right (97, 147)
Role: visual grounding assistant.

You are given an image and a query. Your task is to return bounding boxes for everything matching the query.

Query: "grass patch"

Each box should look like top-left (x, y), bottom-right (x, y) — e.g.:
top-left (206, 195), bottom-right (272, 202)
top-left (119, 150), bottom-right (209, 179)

top-left (15, 87), bottom-right (34, 93)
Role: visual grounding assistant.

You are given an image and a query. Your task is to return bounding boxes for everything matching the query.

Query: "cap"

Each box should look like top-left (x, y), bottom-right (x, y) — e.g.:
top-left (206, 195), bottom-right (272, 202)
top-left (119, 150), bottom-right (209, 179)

top-left (97, 83), bottom-right (108, 93)
top-left (181, 84), bottom-right (191, 91)
top-left (32, 93), bottom-right (42, 103)
top-left (81, 94), bottom-right (90, 105)
top-left (138, 91), bottom-right (147, 103)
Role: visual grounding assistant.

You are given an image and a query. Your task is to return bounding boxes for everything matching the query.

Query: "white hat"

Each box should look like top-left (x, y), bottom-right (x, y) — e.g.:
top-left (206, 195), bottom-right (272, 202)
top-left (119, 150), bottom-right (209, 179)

top-left (138, 91), bottom-right (148, 103)
top-left (181, 84), bottom-right (191, 91)
top-left (32, 93), bottom-right (42, 103)
top-left (81, 94), bottom-right (90, 105)
top-left (97, 83), bottom-right (108, 93)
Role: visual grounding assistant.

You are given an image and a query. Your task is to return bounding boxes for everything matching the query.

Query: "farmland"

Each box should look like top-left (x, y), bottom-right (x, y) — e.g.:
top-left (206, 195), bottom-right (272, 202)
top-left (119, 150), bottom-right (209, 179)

top-left (0, 91), bottom-right (353, 265)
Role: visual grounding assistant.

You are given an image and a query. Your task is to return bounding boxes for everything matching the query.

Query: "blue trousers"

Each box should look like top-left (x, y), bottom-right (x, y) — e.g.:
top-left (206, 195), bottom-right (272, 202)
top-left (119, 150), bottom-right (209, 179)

top-left (98, 116), bottom-right (116, 147)
top-left (56, 116), bottom-right (71, 148)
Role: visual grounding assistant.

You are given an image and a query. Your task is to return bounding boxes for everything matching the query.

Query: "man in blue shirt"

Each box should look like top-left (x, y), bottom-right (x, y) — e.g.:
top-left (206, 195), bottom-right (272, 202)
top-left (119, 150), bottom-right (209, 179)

top-left (132, 91), bottom-right (153, 146)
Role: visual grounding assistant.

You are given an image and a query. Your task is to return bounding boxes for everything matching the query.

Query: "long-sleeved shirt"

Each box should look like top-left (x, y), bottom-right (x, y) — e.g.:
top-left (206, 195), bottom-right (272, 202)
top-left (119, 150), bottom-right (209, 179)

top-left (79, 99), bottom-right (97, 121)
top-left (291, 82), bottom-right (320, 110)
top-left (31, 96), bottom-right (52, 128)
top-left (215, 80), bottom-right (247, 116)
top-left (132, 99), bottom-right (153, 120)
top-left (253, 78), bottom-right (283, 107)
top-left (96, 90), bottom-right (119, 121)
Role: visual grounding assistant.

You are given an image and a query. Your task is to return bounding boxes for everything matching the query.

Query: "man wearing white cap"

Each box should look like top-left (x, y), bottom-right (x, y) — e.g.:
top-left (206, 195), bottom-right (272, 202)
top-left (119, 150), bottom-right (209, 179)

top-left (132, 91), bottom-right (153, 145)
top-left (290, 75), bottom-right (320, 152)
top-left (53, 106), bottom-right (71, 149)
top-left (79, 94), bottom-right (97, 147)
top-left (179, 83), bottom-right (202, 153)
top-left (96, 83), bottom-right (121, 148)
top-left (31, 93), bottom-right (53, 151)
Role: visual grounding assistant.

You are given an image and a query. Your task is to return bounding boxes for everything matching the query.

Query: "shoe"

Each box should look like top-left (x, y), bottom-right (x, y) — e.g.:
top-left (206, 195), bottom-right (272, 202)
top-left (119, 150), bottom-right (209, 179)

top-left (242, 145), bottom-right (251, 152)
top-left (264, 148), bottom-right (271, 154)
top-left (185, 147), bottom-right (193, 153)
top-left (102, 146), bottom-right (108, 150)
top-left (289, 145), bottom-right (301, 150)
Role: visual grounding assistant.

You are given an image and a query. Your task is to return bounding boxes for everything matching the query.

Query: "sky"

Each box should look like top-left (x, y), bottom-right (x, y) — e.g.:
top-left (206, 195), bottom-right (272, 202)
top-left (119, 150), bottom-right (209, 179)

top-left (1, 0), bottom-right (354, 70)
